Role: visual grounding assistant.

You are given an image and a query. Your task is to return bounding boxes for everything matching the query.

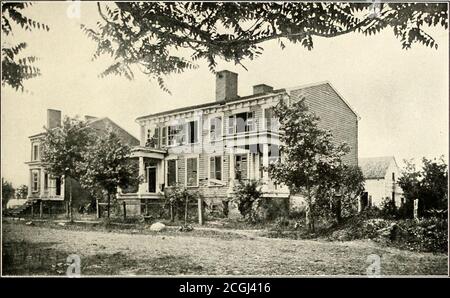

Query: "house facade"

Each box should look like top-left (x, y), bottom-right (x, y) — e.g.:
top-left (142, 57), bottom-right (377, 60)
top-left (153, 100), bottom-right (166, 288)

top-left (359, 156), bottom-right (404, 209)
top-left (118, 70), bottom-right (359, 216)
top-left (24, 109), bottom-right (139, 216)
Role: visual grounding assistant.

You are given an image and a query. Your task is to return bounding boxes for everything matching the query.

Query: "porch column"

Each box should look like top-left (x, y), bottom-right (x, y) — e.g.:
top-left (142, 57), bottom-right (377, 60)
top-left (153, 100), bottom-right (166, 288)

top-left (255, 152), bottom-right (260, 180)
top-left (248, 152), bottom-right (254, 180)
top-left (138, 156), bottom-right (146, 193)
top-left (262, 144), bottom-right (269, 181)
top-left (228, 150), bottom-right (235, 194)
top-left (28, 170), bottom-right (32, 198)
top-left (39, 169), bottom-right (44, 198)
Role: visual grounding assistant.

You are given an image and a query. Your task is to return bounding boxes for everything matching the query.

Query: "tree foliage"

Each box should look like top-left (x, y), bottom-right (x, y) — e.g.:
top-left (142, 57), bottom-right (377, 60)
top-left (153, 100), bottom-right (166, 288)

top-left (15, 184), bottom-right (28, 200)
top-left (78, 129), bottom-right (140, 218)
top-left (41, 117), bottom-right (94, 179)
top-left (398, 156), bottom-right (448, 218)
top-left (2, 179), bottom-right (15, 208)
top-left (81, 2), bottom-right (448, 92)
top-left (1, 2), bottom-right (49, 91)
top-left (268, 98), bottom-right (350, 231)
top-left (40, 116), bottom-right (94, 220)
top-left (315, 164), bottom-right (365, 223)
top-left (232, 179), bottom-right (263, 222)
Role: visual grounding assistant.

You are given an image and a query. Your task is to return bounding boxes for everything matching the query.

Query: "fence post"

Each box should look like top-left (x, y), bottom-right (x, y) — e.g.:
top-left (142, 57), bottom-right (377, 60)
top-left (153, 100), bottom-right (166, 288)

top-left (39, 200), bottom-right (43, 218)
top-left (123, 201), bottom-right (127, 221)
top-left (198, 197), bottom-right (204, 225)
top-left (96, 197), bottom-right (100, 219)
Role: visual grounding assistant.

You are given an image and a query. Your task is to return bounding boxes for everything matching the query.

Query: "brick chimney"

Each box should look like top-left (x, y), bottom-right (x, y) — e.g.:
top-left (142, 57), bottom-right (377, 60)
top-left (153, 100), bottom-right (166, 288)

top-left (253, 84), bottom-right (274, 95)
top-left (215, 70), bottom-right (238, 102)
top-left (47, 109), bottom-right (61, 129)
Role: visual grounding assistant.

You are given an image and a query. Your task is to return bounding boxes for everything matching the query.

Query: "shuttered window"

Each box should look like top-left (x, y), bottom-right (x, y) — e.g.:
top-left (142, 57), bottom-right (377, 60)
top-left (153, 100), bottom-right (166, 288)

top-left (228, 116), bottom-right (235, 135)
top-left (210, 117), bottom-right (222, 141)
top-left (187, 121), bottom-right (198, 144)
top-left (162, 127), bottom-right (167, 146)
top-left (168, 124), bottom-right (184, 146)
top-left (32, 144), bottom-right (39, 161)
top-left (235, 154), bottom-right (248, 180)
top-left (209, 156), bottom-right (222, 181)
top-left (186, 157), bottom-right (198, 187)
top-left (229, 112), bottom-right (255, 134)
top-left (167, 160), bottom-right (177, 187)
top-left (32, 171), bottom-right (39, 192)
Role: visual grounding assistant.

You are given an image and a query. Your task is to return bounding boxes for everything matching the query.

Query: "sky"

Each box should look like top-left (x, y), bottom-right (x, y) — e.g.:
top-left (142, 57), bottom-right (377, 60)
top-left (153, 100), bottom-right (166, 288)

top-left (1, 1), bottom-right (449, 187)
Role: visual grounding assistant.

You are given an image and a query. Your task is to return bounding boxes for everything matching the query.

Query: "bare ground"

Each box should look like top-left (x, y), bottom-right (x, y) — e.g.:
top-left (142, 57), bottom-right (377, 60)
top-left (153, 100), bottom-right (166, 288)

top-left (2, 221), bottom-right (447, 276)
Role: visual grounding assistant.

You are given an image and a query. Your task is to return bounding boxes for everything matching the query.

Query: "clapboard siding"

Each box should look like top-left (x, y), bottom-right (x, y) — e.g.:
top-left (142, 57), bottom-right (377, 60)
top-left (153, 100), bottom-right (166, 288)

top-left (290, 83), bottom-right (358, 166)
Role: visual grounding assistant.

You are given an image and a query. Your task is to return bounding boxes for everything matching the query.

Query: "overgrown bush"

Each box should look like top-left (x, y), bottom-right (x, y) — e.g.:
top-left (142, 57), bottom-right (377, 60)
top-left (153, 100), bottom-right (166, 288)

top-left (164, 185), bottom-right (201, 223)
top-left (232, 179), bottom-right (263, 223)
top-left (396, 217), bottom-right (448, 252)
top-left (380, 197), bottom-right (398, 219)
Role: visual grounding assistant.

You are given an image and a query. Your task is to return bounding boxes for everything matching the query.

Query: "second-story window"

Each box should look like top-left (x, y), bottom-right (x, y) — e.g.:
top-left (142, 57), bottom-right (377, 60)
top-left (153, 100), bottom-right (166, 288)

top-left (168, 124), bottom-right (184, 146)
top-left (264, 108), bottom-right (279, 131)
top-left (228, 111), bottom-right (255, 135)
top-left (187, 121), bottom-right (198, 144)
top-left (146, 127), bottom-right (160, 148)
top-left (32, 143), bottom-right (39, 161)
top-left (210, 117), bottom-right (222, 141)
top-left (162, 127), bottom-right (167, 146)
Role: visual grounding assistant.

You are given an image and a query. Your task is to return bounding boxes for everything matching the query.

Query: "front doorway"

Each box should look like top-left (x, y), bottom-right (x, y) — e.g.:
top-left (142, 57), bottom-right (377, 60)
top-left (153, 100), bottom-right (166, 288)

top-left (147, 167), bottom-right (157, 193)
top-left (235, 154), bottom-right (248, 180)
top-left (360, 192), bottom-right (369, 211)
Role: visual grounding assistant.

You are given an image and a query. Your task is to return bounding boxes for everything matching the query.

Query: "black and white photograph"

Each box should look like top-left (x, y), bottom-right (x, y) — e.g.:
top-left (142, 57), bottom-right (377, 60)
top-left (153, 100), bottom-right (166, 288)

top-left (1, 0), bottom-right (449, 279)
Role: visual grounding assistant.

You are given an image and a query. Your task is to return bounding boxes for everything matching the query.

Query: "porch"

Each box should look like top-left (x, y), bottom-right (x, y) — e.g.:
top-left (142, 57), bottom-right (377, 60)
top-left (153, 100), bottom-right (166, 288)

top-left (225, 141), bottom-right (289, 198)
top-left (117, 146), bottom-right (166, 215)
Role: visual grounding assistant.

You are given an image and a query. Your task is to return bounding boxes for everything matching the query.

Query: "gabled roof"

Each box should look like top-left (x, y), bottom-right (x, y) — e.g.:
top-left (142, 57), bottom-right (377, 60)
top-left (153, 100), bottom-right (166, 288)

top-left (359, 156), bottom-right (396, 179)
top-left (28, 116), bottom-right (139, 146)
top-left (136, 81), bottom-right (359, 123)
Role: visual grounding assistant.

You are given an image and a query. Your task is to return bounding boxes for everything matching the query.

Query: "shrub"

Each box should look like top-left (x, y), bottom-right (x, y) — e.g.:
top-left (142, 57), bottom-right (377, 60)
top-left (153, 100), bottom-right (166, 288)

top-left (232, 179), bottom-right (263, 222)
top-left (164, 185), bottom-right (200, 223)
top-left (380, 197), bottom-right (398, 219)
top-left (397, 217), bottom-right (448, 252)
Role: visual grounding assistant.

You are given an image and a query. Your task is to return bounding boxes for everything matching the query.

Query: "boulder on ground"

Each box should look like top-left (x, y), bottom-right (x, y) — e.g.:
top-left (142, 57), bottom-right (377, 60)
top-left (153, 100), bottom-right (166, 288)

top-left (149, 222), bottom-right (166, 232)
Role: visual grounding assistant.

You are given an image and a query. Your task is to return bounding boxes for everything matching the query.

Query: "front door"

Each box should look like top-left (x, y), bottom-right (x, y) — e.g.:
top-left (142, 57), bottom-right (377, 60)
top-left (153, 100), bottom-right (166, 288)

top-left (147, 167), bottom-right (157, 193)
top-left (235, 154), bottom-right (248, 180)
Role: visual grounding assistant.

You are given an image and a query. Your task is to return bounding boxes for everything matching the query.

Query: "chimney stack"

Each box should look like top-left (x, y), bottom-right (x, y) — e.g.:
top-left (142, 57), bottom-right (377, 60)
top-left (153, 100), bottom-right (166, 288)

top-left (253, 84), bottom-right (274, 95)
top-left (215, 70), bottom-right (238, 102)
top-left (47, 109), bottom-right (61, 129)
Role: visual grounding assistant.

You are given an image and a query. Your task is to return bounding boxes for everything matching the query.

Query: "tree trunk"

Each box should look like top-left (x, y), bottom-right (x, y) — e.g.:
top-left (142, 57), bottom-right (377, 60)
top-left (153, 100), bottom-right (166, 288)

top-left (107, 193), bottom-right (111, 219)
top-left (305, 185), bottom-right (313, 232)
top-left (170, 203), bottom-right (174, 222)
top-left (336, 197), bottom-right (342, 224)
top-left (69, 178), bottom-right (73, 222)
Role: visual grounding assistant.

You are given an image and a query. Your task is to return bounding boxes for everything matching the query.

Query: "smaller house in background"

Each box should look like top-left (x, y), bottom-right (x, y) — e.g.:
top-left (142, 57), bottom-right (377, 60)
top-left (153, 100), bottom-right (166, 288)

top-left (18, 109), bottom-right (139, 218)
top-left (359, 156), bottom-right (404, 210)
